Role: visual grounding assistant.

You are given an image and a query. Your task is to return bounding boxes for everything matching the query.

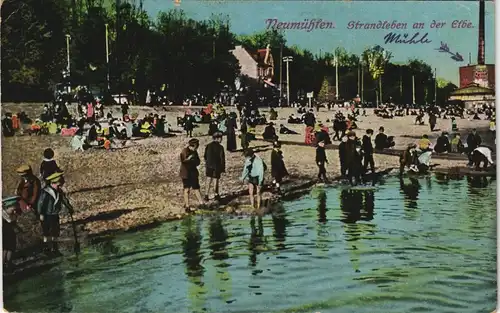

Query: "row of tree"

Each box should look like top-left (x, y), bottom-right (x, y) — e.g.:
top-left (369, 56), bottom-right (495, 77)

top-left (1, 0), bottom-right (458, 103)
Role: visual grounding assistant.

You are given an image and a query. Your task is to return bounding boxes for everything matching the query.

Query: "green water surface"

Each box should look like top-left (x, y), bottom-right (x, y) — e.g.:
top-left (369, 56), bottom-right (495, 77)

top-left (4, 175), bottom-right (497, 313)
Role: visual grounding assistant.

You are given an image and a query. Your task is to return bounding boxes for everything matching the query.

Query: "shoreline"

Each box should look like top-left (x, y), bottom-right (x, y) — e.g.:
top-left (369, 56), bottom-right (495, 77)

top-left (6, 166), bottom-right (493, 279)
top-left (1, 103), bottom-right (495, 272)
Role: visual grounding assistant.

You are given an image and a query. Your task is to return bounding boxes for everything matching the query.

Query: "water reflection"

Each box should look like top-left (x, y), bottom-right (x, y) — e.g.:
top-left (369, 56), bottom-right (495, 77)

top-left (434, 173), bottom-right (450, 187)
top-left (207, 216), bottom-right (232, 303)
top-left (317, 190), bottom-right (327, 223)
top-left (399, 176), bottom-right (420, 210)
top-left (339, 190), bottom-right (375, 273)
top-left (181, 217), bottom-right (207, 313)
top-left (340, 190), bottom-right (374, 223)
top-left (271, 204), bottom-right (288, 251)
top-left (248, 216), bottom-right (265, 267)
top-left (467, 176), bottom-right (489, 189)
top-left (208, 216), bottom-right (229, 261)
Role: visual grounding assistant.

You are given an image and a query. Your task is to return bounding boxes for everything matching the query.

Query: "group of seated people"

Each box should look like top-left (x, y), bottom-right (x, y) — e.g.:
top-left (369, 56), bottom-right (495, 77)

top-left (375, 107), bottom-right (395, 119)
top-left (2, 112), bottom-right (33, 137)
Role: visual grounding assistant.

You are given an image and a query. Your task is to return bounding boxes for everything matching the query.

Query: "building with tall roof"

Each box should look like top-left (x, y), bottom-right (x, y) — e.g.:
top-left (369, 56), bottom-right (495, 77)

top-left (230, 45), bottom-right (275, 86)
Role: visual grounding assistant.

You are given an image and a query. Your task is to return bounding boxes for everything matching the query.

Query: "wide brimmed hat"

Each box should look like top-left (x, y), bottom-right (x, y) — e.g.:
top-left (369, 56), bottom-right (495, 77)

top-left (46, 172), bottom-right (64, 183)
top-left (16, 164), bottom-right (31, 174)
top-left (3, 196), bottom-right (20, 208)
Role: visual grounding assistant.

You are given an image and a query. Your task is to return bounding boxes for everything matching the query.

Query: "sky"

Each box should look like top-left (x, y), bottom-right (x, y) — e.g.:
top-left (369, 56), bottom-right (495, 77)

top-left (142, 0), bottom-right (495, 85)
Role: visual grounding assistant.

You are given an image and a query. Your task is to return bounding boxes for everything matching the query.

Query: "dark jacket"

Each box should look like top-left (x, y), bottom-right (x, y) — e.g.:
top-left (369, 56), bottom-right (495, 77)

top-left (204, 141), bottom-right (225, 173)
top-left (16, 175), bottom-right (41, 211)
top-left (304, 113), bottom-right (316, 127)
top-left (362, 135), bottom-right (373, 155)
top-left (466, 133), bottom-right (482, 151)
top-left (429, 114), bottom-right (437, 125)
top-left (400, 149), bottom-right (416, 166)
top-left (40, 159), bottom-right (62, 179)
top-left (262, 125), bottom-right (277, 140)
top-left (339, 141), bottom-right (346, 162)
top-left (271, 149), bottom-right (288, 178)
top-left (374, 133), bottom-right (388, 150)
top-left (316, 146), bottom-right (328, 163)
top-left (37, 186), bottom-right (73, 216)
top-left (434, 135), bottom-right (450, 153)
top-left (345, 138), bottom-right (362, 166)
top-left (179, 147), bottom-right (200, 179)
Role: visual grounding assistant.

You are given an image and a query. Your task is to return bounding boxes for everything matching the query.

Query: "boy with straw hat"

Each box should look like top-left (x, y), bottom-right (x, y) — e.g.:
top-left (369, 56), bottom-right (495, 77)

top-left (37, 172), bottom-right (74, 254)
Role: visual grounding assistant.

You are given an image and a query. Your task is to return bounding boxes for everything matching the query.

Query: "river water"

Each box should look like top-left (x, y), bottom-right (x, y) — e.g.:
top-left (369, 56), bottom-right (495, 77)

top-left (4, 175), bottom-right (497, 313)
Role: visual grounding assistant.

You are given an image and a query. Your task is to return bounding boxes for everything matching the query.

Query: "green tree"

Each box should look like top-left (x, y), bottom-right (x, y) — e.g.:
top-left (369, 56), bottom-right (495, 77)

top-left (1, 0), bottom-right (69, 101)
top-left (362, 45), bottom-right (392, 105)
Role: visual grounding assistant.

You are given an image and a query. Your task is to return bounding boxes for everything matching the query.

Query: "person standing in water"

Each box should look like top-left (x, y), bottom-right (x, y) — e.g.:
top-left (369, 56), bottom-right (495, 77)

top-left (345, 131), bottom-right (363, 186)
top-left (270, 141), bottom-right (288, 194)
top-left (180, 138), bottom-right (205, 212)
top-left (204, 132), bottom-right (225, 201)
top-left (241, 148), bottom-right (266, 210)
top-left (338, 136), bottom-right (348, 177)
top-left (362, 129), bottom-right (375, 174)
top-left (37, 172), bottom-right (74, 255)
top-left (316, 140), bottom-right (328, 183)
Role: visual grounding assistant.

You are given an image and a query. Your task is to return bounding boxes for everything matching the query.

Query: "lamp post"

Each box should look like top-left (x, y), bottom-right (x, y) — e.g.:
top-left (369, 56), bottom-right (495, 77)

top-left (434, 68), bottom-right (437, 104)
top-left (283, 56), bottom-right (293, 107)
top-left (279, 43), bottom-right (283, 106)
top-left (334, 54), bottom-right (339, 100)
top-left (65, 34), bottom-right (71, 75)
top-left (105, 23), bottom-right (110, 91)
top-left (65, 34), bottom-right (71, 93)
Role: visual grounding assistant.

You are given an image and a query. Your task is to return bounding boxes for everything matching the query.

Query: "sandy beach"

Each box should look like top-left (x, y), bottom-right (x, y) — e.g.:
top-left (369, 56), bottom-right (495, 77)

top-left (1, 103), bottom-right (493, 252)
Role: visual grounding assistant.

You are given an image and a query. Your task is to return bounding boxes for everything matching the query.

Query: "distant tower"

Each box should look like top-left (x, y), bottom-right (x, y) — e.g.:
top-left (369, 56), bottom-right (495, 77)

top-left (477, 0), bottom-right (485, 65)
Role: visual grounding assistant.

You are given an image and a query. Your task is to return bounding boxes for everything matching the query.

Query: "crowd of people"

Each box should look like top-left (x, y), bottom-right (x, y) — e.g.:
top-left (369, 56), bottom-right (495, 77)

top-left (2, 96), bottom-right (496, 273)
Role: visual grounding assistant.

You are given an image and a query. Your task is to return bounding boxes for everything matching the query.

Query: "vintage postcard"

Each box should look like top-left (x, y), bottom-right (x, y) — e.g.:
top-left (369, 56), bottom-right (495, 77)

top-left (1, 0), bottom-right (496, 312)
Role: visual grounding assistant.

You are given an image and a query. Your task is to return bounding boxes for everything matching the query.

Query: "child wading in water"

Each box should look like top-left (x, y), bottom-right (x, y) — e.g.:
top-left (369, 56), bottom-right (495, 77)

top-left (37, 172), bottom-right (74, 255)
top-left (180, 138), bottom-right (205, 212)
top-left (270, 141), bottom-right (288, 194)
top-left (3, 196), bottom-right (22, 272)
top-left (315, 140), bottom-right (329, 183)
top-left (241, 148), bottom-right (266, 209)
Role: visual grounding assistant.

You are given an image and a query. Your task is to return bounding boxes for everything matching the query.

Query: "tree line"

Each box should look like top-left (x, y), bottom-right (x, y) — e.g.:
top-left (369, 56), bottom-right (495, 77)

top-left (1, 0), bottom-right (457, 103)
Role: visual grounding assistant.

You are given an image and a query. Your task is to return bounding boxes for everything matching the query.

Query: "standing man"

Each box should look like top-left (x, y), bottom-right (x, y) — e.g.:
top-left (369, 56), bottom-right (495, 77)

top-left (428, 112), bottom-right (437, 132)
top-left (362, 129), bottom-right (375, 174)
top-left (37, 172), bottom-right (73, 254)
top-left (15, 165), bottom-right (41, 217)
top-left (316, 140), bottom-right (328, 183)
top-left (180, 138), bottom-right (205, 212)
top-left (121, 101), bottom-right (129, 119)
top-left (345, 131), bottom-right (363, 186)
top-left (338, 136), bottom-right (348, 177)
top-left (270, 141), bottom-right (288, 194)
top-left (204, 132), bottom-right (226, 201)
top-left (466, 128), bottom-right (482, 167)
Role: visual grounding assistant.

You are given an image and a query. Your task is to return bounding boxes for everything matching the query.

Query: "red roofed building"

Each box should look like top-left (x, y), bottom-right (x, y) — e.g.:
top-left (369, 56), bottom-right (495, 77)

top-left (230, 44), bottom-right (274, 82)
